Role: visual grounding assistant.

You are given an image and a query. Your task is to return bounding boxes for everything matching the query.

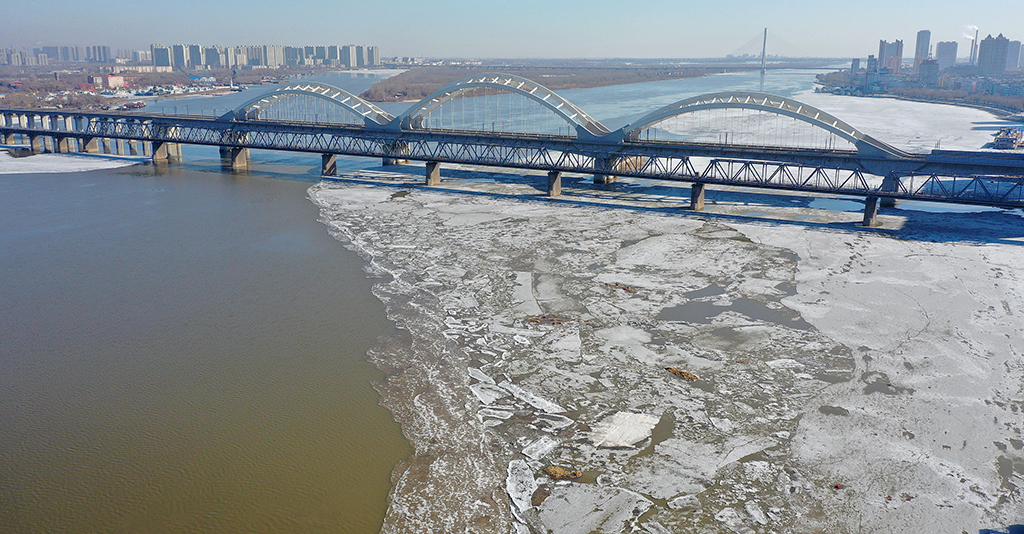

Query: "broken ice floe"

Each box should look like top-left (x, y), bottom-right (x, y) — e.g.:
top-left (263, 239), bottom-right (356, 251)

top-left (470, 383), bottom-right (509, 405)
top-left (537, 484), bottom-right (652, 534)
top-left (506, 459), bottom-right (537, 513)
top-left (498, 381), bottom-right (564, 413)
top-left (468, 367), bottom-right (495, 384)
top-left (588, 411), bottom-right (661, 448)
top-left (522, 435), bottom-right (561, 460)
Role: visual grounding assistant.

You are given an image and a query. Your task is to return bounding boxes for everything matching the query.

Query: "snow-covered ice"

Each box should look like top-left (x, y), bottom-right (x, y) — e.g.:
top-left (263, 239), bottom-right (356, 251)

top-left (310, 159), bottom-right (1023, 533)
top-left (0, 149), bottom-right (144, 174)
top-left (308, 91), bottom-right (1023, 534)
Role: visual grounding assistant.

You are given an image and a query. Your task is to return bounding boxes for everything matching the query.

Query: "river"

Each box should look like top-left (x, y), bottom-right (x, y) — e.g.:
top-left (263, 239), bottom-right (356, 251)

top-left (1, 67), bottom-right (1016, 534)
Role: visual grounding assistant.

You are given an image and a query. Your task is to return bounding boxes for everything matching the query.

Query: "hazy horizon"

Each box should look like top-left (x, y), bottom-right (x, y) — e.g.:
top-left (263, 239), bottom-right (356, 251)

top-left (6, 0), bottom-right (1022, 59)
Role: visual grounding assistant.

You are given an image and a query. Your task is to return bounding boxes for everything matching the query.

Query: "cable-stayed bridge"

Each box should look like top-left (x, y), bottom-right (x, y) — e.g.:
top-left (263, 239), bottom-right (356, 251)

top-left (2, 73), bottom-right (1023, 225)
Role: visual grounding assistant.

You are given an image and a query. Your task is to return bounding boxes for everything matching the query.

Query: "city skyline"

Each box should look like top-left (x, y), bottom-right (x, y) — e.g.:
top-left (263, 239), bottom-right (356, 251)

top-left (5, 0), bottom-right (1023, 59)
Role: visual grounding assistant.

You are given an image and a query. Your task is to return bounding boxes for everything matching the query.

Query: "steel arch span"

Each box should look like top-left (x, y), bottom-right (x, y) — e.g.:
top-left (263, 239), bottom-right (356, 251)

top-left (621, 92), bottom-right (907, 158)
top-left (225, 82), bottom-right (395, 127)
top-left (396, 73), bottom-right (612, 138)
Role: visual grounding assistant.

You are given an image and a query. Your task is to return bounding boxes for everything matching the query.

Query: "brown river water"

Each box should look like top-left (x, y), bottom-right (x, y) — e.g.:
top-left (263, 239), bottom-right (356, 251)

top-left (0, 155), bottom-right (411, 533)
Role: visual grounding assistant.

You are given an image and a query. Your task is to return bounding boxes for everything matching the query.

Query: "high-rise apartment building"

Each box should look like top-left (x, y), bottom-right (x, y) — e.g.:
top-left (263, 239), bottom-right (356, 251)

top-left (878, 39), bottom-right (903, 72)
top-left (1007, 41), bottom-right (1022, 70)
top-left (187, 44), bottom-right (202, 68)
top-left (151, 45), bottom-right (171, 67)
top-left (171, 44), bottom-right (188, 68)
top-left (977, 34), bottom-right (1009, 77)
top-left (935, 41), bottom-right (957, 71)
top-left (342, 45), bottom-right (356, 68)
top-left (914, 30), bottom-right (930, 73)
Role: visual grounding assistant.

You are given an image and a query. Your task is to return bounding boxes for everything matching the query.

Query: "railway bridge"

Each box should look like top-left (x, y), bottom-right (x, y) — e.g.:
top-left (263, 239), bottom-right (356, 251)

top-left (3, 73), bottom-right (1023, 225)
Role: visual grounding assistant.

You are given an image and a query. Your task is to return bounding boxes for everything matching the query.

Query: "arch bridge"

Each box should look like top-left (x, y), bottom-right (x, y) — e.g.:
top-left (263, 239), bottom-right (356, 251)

top-left (2, 74), bottom-right (1023, 226)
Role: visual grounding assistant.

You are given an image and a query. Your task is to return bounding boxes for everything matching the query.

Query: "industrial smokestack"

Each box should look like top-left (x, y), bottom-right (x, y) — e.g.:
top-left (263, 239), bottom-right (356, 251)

top-left (970, 29), bottom-right (979, 65)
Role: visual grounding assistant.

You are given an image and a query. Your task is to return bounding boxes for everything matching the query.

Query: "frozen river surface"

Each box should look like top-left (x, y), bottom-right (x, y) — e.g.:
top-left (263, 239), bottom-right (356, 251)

top-left (311, 161), bottom-right (1024, 534)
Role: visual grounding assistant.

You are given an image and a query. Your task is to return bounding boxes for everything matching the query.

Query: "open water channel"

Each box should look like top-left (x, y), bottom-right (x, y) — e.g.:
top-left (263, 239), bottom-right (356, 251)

top-left (1, 68), bottom-right (1009, 533)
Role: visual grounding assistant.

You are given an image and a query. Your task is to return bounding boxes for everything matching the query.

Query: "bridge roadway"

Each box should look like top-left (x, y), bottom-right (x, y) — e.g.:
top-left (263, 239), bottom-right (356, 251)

top-left (2, 75), bottom-right (1023, 226)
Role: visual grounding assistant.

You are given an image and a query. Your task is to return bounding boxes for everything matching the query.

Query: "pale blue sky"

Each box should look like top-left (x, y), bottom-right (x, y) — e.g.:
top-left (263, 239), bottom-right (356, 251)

top-left (5, 0), bottom-right (1022, 59)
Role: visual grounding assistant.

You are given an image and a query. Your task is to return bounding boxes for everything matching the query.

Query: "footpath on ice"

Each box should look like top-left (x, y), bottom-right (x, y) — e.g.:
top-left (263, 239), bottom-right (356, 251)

top-left (311, 166), bottom-right (1024, 534)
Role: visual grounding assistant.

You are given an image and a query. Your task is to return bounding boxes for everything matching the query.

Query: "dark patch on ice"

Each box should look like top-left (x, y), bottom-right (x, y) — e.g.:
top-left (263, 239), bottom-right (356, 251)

top-left (995, 441), bottom-right (1008, 452)
top-left (861, 372), bottom-right (913, 395)
top-left (904, 361), bottom-right (915, 370)
top-left (902, 430), bottom-right (915, 440)
top-left (657, 298), bottom-right (812, 330)
top-left (683, 285), bottom-right (727, 299)
top-left (996, 455), bottom-right (1024, 491)
top-left (813, 371), bottom-right (851, 384)
top-left (818, 406), bottom-right (850, 416)
top-left (1010, 439), bottom-right (1023, 450)
top-left (637, 410), bottom-right (676, 457)
top-left (390, 190), bottom-right (410, 199)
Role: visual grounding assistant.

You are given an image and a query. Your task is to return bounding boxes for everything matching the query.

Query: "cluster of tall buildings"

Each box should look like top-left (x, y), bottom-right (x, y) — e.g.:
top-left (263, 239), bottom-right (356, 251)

top-left (149, 44), bottom-right (380, 70)
top-left (0, 45), bottom-right (158, 67)
top-left (870, 29), bottom-right (1021, 80)
top-left (1, 45), bottom-right (115, 66)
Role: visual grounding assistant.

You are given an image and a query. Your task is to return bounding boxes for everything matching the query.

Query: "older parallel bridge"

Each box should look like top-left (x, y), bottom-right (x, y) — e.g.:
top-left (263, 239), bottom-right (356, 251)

top-left (3, 73), bottom-right (1023, 225)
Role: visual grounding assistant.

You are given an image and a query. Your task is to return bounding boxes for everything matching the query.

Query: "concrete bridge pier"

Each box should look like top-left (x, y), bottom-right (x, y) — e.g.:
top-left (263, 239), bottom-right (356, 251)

top-left (880, 174), bottom-right (900, 207)
top-left (82, 137), bottom-right (99, 154)
top-left (862, 196), bottom-right (880, 227)
top-left (152, 141), bottom-right (173, 162)
top-left (167, 142), bottom-right (182, 161)
top-left (594, 157), bottom-right (618, 184)
top-left (55, 137), bottom-right (71, 153)
top-left (29, 136), bottom-right (43, 154)
top-left (690, 182), bottom-right (706, 211)
top-left (220, 147), bottom-right (248, 169)
top-left (128, 140), bottom-right (139, 156)
top-left (547, 171), bottom-right (562, 197)
top-left (425, 161), bottom-right (441, 185)
top-left (322, 154), bottom-right (337, 176)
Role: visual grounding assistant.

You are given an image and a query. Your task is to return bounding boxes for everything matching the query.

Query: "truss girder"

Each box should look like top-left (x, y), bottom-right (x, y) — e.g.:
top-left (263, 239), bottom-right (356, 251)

top-left (3, 113), bottom-right (1024, 208)
top-left (396, 73), bottom-right (612, 138)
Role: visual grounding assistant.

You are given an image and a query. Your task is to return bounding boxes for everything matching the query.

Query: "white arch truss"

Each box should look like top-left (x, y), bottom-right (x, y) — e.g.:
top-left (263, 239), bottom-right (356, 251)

top-left (623, 92), bottom-right (904, 157)
top-left (228, 82), bottom-right (394, 127)
top-left (396, 73), bottom-right (611, 138)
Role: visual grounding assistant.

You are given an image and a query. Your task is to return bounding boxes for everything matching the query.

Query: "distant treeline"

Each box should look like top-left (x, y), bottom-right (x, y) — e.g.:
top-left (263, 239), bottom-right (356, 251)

top-left (360, 66), bottom-right (731, 102)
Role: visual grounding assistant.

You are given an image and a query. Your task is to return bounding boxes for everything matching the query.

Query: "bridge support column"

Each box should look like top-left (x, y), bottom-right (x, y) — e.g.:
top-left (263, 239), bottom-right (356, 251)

top-left (167, 142), bottom-right (182, 161)
top-left (128, 140), bottom-right (139, 156)
top-left (220, 147), bottom-right (248, 169)
top-left (152, 141), bottom-right (170, 162)
top-left (690, 182), bottom-right (706, 211)
top-left (547, 171), bottom-right (562, 197)
top-left (82, 137), bottom-right (99, 154)
top-left (29, 136), bottom-right (43, 154)
top-left (322, 154), bottom-right (337, 176)
top-left (594, 156), bottom-right (618, 184)
top-left (55, 137), bottom-right (71, 153)
top-left (880, 174), bottom-right (900, 207)
top-left (862, 196), bottom-right (880, 227)
top-left (425, 161), bottom-right (441, 186)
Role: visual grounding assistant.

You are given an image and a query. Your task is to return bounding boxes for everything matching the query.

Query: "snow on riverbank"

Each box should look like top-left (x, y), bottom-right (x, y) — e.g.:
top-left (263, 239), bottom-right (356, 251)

top-left (0, 149), bottom-right (145, 174)
top-left (311, 168), bottom-right (1023, 534)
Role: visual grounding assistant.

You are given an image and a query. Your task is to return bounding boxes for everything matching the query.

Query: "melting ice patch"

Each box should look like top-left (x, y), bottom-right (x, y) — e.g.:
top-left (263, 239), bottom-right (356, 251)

top-left (0, 151), bottom-right (144, 174)
top-left (588, 412), bottom-right (661, 448)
